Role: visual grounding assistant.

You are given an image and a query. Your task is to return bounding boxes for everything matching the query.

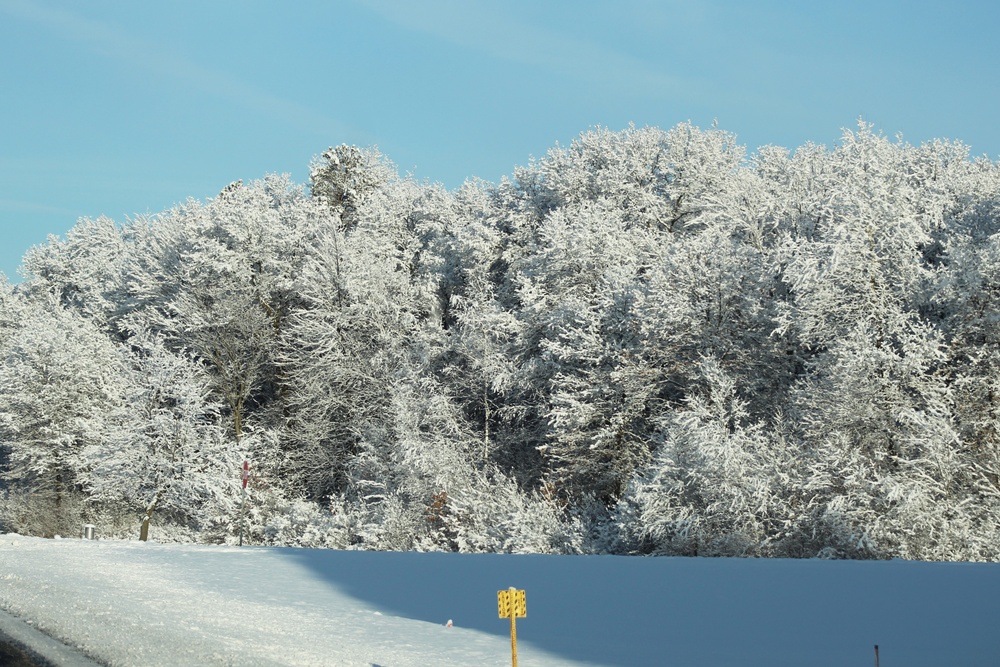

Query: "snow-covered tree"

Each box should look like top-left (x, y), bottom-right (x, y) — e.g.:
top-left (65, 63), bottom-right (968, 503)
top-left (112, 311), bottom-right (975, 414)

top-left (511, 200), bottom-right (658, 501)
top-left (3, 121), bottom-right (1000, 559)
top-left (620, 358), bottom-right (794, 557)
top-left (784, 322), bottom-right (977, 559)
top-left (123, 175), bottom-right (321, 449)
top-left (280, 162), bottom-right (438, 501)
top-left (78, 333), bottom-right (239, 537)
top-left (20, 215), bottom-right (131, 327)
top-left (309, 144), bottom-right (396, 228)
top-left (0, 297), bottom-right (130, 535)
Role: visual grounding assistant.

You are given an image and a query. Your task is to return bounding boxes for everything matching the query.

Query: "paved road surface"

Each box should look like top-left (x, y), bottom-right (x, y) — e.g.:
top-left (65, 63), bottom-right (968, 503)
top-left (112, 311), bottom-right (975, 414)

top-left (0, 610), bottom-right (101, 667)
top-left (0, 635), bottom-right (48, 666)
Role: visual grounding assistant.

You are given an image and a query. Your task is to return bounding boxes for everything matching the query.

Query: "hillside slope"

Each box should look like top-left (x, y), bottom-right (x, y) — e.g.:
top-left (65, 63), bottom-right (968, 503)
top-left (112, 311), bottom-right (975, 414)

top-left (1, 534), bottom-right (998, 666)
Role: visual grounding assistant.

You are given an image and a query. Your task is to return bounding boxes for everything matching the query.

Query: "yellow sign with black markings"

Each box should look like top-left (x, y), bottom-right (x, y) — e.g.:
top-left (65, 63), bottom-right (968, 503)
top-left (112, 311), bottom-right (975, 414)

top-left (497, 587), bottom-right (526, 667)
top-left (497, 588), bottom-right (526, 618)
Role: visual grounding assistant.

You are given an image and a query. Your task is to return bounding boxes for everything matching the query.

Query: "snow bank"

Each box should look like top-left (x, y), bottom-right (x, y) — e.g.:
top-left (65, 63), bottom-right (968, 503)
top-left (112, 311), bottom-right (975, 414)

top-left (0, 534), bottom-right (998, 666)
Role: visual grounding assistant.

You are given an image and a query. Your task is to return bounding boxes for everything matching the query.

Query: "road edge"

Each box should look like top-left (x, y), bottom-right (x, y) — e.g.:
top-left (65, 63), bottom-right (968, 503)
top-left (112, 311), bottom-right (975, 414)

top-left (0, 608), bottom-right (103, 667)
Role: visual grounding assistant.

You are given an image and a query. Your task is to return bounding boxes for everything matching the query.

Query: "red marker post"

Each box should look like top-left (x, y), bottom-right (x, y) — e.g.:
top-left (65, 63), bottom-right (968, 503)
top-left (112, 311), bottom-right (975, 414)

top-left (239, 460), bottom-right (249, 547)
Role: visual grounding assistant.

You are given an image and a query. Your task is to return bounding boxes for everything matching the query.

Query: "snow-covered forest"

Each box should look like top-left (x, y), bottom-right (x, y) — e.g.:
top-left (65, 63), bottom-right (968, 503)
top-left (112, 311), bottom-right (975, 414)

top-left (3, 121), bottom-right (1000, 561)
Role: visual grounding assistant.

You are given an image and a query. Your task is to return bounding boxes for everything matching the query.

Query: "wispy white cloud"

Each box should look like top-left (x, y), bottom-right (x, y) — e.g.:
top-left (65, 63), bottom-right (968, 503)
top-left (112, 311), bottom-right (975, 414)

top-left (354, 0), bottom-right (695, 99)
top-left (0, 197), bottom-right (78, 216)
top-left (0, 0), bottom-right (353, 136)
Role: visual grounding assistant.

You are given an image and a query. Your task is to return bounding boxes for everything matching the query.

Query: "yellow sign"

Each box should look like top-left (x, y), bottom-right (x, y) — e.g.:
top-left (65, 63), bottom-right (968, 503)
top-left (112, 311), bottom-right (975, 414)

top-left (497, 588), bottom-right (526, 618)
top-left (498, 587), bottom-right (526, 667)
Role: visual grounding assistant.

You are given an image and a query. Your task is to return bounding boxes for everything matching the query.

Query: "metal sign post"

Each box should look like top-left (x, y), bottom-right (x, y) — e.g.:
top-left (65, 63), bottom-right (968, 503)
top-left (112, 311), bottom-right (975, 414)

top-left (238, 460), bottom-right (248, 547)
top-left (497, 587), bottom-right (526, 667)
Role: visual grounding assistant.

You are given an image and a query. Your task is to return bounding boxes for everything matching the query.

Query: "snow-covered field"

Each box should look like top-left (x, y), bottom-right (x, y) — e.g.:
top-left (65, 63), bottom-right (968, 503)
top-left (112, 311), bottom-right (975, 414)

top-left (0, 534), bottom-right (998, 666)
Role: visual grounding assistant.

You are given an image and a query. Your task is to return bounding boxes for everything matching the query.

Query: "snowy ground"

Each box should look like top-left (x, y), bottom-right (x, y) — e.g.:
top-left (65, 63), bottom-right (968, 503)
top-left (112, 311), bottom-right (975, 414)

top-left (0, 534), bottom-right (998, 666)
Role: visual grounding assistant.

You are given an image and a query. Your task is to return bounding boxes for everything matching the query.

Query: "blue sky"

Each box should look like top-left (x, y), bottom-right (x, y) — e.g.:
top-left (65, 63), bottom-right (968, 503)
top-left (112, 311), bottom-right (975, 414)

top-left (2, 0), bottom-right (998, 280)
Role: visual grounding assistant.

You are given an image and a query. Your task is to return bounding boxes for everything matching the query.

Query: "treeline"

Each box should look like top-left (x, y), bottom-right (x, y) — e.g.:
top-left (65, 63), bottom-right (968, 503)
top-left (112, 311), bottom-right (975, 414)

top-left (2, 122), bottom-right (1000, 560)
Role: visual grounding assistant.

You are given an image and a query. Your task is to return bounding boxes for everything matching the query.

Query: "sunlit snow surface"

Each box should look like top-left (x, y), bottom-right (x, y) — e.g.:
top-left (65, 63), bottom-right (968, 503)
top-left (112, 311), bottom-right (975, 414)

top-left (1, 535), bottom-right (999, 666)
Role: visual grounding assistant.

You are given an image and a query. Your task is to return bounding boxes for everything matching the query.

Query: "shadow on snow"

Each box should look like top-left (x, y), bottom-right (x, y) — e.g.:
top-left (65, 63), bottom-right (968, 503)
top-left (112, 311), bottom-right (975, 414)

top-left (278, 549), bottom-right (1000, 667)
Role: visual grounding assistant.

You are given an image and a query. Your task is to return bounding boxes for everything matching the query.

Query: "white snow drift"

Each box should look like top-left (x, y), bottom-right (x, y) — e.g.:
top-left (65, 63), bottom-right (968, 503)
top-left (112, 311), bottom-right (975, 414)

top-left (2, 534), bottom-right (1000, 666)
